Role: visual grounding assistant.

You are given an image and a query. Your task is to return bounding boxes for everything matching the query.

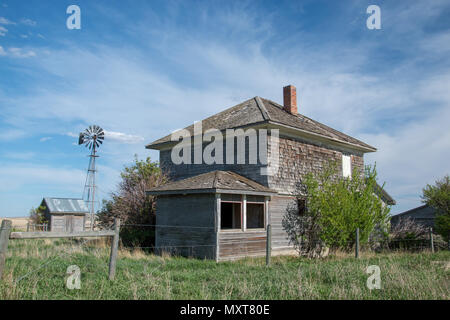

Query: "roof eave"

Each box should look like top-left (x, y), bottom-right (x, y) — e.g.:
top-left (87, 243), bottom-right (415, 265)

top-left (146, 188), bottom-right (276, 196)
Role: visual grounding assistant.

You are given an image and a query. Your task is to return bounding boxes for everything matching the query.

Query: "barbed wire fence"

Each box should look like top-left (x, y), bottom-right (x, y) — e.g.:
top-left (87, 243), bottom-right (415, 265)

top-left (0, 219), bottom-right (449, 285)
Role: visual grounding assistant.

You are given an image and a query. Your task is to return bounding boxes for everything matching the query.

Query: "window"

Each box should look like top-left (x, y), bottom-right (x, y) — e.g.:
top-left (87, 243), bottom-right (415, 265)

top-left (246, 203), bottom-right (264, 229)
top-left (342, 154), bottom-right (351, 178)
top-left (221, 202), bottom-right (241, 229)
top-left (297, 199), bottom-right (306, 216)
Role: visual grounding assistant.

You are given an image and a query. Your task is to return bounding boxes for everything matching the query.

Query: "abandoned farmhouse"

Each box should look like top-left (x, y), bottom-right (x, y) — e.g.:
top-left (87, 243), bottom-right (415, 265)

top-left (146, 85), bottom-right (395, 261)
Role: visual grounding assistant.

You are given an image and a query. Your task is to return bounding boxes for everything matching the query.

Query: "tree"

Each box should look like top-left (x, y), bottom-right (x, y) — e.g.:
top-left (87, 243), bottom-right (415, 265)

top-left (282, 162), bottom-right (391, 257)
top-left (29, 205), bottom-right (47, 225)
top-left (97, 156), bottom-right (168, 247)
top-left (421, 175), bottom-right (450, 241)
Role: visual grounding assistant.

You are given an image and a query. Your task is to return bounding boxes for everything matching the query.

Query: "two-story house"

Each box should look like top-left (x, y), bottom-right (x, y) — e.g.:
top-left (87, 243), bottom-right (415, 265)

top-left (146, 85), bottom-right (394, 261)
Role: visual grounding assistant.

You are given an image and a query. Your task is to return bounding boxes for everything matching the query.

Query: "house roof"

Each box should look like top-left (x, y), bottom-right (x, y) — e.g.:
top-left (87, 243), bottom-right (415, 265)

top-left (42, 198), bottom-right (88, 215)
top-left (147, 170), bottom-right (277, 196)
top-left (374, 183), bottom-right (396, 205)
top-left (146, 97), bottom-right (376, 152)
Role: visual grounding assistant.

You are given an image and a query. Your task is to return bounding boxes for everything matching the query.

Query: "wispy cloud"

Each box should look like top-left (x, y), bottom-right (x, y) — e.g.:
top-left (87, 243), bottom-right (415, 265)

top-left (39, 137), bottom-right (52, 142)
top-left (0, 16), bottom-right (15, 25)
top-left (0, 129), bottom-right (26, 141)
top-left (8, 47), bottom-right (36, 58)
top-left (104, 131), bottom-right (144, 144)
top-left (0, 25), bottom-right (7, 36)
top-left (20, 18), bottom-right (36, 26)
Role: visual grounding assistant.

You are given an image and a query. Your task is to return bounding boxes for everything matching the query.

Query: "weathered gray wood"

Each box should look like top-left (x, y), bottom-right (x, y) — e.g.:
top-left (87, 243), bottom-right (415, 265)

top-left (0, 220), bottom-right (12, 279)
top-left (9, 230), bottom-right (115, 239)
top-left (108, 218), bottom-right (120, 280)
top-left (266, 224), bottom-right (271, 266)
top-left (355, 228), bottom-right (360, 259)
top-left (429, 227), bottom-right (434, 253)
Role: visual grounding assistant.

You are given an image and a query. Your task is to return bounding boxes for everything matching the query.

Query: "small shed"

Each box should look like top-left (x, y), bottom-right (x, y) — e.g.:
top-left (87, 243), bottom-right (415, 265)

top-left (40, 198), bottom-right (88, 232)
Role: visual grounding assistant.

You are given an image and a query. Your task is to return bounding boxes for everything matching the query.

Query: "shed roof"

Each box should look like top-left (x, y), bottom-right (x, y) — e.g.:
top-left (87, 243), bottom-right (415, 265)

top-left (147, 171), bottom-right (276, 196)
top-left (42, 198), bottom-right (88, 214)
top-left (146, 97), bottom-right (376, 152)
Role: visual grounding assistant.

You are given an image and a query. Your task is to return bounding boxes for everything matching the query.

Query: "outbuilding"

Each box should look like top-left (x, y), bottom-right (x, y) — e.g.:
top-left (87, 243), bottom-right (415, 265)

top-left (40, 198), bottom-right (88, 232)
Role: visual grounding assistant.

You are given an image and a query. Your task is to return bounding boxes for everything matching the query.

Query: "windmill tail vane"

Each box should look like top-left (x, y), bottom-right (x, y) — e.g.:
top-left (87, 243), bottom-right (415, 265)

top-left (79, 125), bottom-right (105, 230)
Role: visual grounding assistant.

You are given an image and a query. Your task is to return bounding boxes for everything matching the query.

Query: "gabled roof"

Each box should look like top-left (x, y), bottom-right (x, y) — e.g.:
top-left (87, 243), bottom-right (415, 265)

top-left (146, 97), bottom-right (376, 152)
top-left (42, 198), bottom-right (88, 214)
top-left (147, 171), bottom-right (276, 196)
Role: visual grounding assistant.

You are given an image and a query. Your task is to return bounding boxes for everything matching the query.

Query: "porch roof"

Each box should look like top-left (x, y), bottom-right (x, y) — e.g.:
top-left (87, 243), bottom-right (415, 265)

top-left (147, 171), bottom-right (277, 196)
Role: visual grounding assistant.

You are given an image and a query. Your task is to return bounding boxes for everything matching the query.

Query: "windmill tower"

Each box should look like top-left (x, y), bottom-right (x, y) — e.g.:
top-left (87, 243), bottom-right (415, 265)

top-left (78, 125), bottom-right (105, 230)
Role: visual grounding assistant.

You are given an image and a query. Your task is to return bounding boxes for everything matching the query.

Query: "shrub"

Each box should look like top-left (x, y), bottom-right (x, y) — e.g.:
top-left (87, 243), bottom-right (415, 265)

top-left (282, 162), bottom-right (391, 257)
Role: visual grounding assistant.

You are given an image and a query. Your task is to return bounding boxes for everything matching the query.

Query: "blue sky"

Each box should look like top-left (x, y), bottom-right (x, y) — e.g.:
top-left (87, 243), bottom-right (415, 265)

top-left (0, 0), bottom-right (449, 217)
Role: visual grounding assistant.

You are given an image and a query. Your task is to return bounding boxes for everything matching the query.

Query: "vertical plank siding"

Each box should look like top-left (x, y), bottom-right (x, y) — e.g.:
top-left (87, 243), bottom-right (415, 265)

top-left (268, 195), bottom-right (295, 250)
top-left (155, 194), bottom-right (216, 259)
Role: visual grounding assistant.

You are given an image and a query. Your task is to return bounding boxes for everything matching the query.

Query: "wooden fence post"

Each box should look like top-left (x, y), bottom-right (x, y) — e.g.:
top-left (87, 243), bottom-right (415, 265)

top-left (355, 228), bottom-right (360, 259)
top-left (108, 218), bottom-right (120, 280)
top-left (266, 224), bottom-right (271, 266)
top-left (0, 220), bottom-right (12, 279)
top-left (429, 227), bottom-right (434, 253)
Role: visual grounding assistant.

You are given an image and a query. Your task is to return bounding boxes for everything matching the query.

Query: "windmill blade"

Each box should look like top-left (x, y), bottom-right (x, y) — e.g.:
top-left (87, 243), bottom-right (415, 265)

top-left (78, 133), bottom-right (85, 145)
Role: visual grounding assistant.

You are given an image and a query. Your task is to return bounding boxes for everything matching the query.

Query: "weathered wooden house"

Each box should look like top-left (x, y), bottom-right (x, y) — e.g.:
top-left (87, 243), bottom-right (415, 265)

top-left (41, 198), bottom-right (87, 232)
top-left (146, 85), bottom-right (395, 260)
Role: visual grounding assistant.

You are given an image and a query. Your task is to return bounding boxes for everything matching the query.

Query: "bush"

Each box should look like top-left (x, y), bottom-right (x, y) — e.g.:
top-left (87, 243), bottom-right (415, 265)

top-left (282, 162), bottom-right (391, 257)
top-left (97, 156), bottom-right (168, 248)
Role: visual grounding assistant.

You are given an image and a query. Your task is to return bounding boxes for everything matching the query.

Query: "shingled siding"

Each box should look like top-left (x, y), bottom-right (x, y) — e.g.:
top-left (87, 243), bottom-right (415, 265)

top-left (159, 138), bottom-right (269, 187)
top-left (267, 135), bottom-right (364, 194)
top-left (155, 194), bottom-right (216, 259)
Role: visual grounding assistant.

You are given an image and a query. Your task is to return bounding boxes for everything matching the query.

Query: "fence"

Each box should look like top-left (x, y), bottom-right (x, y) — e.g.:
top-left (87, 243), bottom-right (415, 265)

top-left (0, 218), bottom-right (120, 280)
top-left (1, 219), bottom-right (447, 282)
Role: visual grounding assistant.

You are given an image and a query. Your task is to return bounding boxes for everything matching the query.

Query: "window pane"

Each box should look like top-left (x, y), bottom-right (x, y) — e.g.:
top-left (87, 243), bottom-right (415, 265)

top-left (247, 203), bottom-right (264, 229)
top-left (221, 202), bottom-right (242, 229)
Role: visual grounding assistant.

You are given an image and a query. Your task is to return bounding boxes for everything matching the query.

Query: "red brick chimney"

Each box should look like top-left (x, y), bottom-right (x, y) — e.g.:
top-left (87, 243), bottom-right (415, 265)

top-left (283, 85), bottom-right (298, 115)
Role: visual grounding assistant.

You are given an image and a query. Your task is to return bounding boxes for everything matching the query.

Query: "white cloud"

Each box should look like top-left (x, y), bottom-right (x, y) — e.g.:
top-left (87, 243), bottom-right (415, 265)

top-left (39, 137), bottom-right (52, 142)
top-left (0, 17), bottom-right (15, 25)
top-left (66, 131), bottom-right (144, 144)
top-left (8, 47), bottom-right (36, 58)
top-left (0, 25), bottom-right (7, 36)
top-left (20, 18), bottom-right (36, 26)
top-left (0, 45), bottom-right (6, 56)
top-left (104, 131), bottom-right (144, 144)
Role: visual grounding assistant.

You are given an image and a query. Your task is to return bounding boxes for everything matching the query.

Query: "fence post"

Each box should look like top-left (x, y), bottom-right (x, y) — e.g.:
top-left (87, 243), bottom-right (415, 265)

top-left (355, 228), bottom-right (360, 259)
top-left (26, 222), bottom-right (30, 232)
top-left (108, 218), bottom-right (120, 280)
top-left (0, 220), bottom-right (12, 279)
top-left (429, 227), bottom-right (434, 253)
top-left (266, 224), bottom-right (271, 266)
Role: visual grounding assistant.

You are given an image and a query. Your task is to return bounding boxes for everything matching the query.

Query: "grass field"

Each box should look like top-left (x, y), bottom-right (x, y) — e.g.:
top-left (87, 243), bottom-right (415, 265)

top-left (1, 239), bottom-right (449, 300)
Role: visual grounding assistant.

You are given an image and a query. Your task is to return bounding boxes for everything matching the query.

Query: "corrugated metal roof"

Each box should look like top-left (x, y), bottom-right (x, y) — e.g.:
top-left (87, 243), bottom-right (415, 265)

top-left (43, 198), bottom-right (88, 214)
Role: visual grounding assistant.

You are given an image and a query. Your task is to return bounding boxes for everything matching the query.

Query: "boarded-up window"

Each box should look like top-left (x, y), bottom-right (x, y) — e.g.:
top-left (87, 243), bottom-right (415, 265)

top-left (246, 203), bottom-right (264, 229)
top-left (221, 202), bottom-right (242, 230)
top-left (342, 154), bottom-right (351, 178)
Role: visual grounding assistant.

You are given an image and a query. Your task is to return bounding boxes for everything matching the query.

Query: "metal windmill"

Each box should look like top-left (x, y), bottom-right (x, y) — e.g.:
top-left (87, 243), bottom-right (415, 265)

top-left (79, 125), bottom-right (105, 230)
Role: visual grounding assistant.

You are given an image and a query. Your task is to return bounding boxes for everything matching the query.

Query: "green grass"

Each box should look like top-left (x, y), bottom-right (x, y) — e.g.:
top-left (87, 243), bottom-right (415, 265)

top-left (1, 239), bottom-right (449, 300)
